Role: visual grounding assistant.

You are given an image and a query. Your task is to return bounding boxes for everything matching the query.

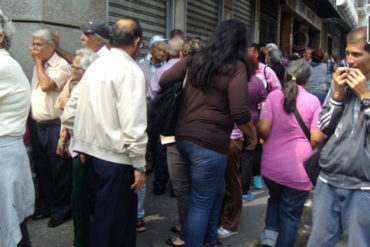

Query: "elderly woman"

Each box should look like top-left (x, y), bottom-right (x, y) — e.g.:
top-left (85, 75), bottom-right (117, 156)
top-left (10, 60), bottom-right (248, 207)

top-left (257, 60), bottom-right (324, 247)
top-left (306, 49), bottom-right (328, 104)
top-left (160, 19), bottom-right (257, 247)
top-left (0, 10), bottom-right (35, 247)
top-left (265, 43), bottom-right (285, 87)
top-left (57, 48), bottom-right (98, 247)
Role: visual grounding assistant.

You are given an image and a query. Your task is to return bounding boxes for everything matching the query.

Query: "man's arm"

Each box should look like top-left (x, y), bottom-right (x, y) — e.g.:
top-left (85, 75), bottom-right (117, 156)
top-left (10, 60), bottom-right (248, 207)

top-left (238, 120), bottom-right (257, 150)
top-left (53, 30), bottom-right (75, 64)
top-left (318, 68), bottom-right (348, 136)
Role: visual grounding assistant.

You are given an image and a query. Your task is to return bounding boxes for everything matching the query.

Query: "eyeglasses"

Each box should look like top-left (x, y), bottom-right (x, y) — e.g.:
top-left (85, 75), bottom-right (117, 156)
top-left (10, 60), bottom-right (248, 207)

top-left (71, 64), bottom-right (82, 70)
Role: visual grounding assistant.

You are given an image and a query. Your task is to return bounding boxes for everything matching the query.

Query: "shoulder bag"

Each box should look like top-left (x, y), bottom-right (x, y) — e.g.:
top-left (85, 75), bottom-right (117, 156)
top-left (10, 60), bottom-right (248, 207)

top-left (293, 108), bottom-right (324, 185)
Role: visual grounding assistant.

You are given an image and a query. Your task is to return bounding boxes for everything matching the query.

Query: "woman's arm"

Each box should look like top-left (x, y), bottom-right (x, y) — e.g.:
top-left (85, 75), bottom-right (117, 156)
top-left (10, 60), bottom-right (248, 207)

top-left (159, 57), bottom-right (187, 89)
top-left (310, 130), bottom-right (324, 149)
top-left (257, 119), bottom-right (272, 141)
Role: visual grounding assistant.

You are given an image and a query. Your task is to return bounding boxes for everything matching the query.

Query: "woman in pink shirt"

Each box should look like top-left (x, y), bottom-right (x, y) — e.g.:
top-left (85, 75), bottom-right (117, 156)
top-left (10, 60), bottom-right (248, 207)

top-left (257, 60), bottom-right (324, 247)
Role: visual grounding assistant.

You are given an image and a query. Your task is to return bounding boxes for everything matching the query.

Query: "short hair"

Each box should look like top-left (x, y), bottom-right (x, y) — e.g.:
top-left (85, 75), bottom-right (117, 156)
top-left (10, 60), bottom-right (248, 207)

top-left (311, 49), bottom-right (324, 63)
top-left (167, 38), bottom-right (183, 57)
top-left (75, 48), bottom-right (98, 70)
top-left (110, 18), bottom-right (142, 48)
top-left (249, 42), bottom-right (259, 51)
top-left (33, 29), bottom-right (56, 45)
top-left (346, 26), bottom-right (370, 53)
top-left (170, 29), bottom-right (184, 38)
top-left (265, 43), bottom-right (279, 51)
top-left (266, 43), bottom-right (282, 64)
top-left (0, 9), bottom-right (15, 50)
top-left (91, 33), bottom-right (107, 46)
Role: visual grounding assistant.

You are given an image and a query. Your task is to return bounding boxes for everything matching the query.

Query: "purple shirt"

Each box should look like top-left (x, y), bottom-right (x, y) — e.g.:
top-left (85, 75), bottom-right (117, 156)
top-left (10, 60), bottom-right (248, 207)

top-left (260, 86), bottom-right (321, 191)
top-left (255, 62), bottom-right (281, 94)
top-left (147, 58), bottom-right (180, 100)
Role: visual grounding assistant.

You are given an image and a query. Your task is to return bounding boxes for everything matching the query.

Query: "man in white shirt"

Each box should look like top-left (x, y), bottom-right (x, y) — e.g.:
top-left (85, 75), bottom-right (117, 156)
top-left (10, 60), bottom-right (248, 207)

top-left (54, 20), bottom-right (111, 63)
top-left (28, 29), bottom-right (72, 228)
top-left (61, 17), bottom-right (147, 247)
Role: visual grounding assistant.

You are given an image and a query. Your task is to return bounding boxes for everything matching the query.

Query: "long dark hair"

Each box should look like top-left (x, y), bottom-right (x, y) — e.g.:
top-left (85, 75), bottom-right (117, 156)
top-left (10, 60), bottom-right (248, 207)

top-left (283, 60), bottom-right (311, 113)
top-left (187, 19), bottom-right (253, 90)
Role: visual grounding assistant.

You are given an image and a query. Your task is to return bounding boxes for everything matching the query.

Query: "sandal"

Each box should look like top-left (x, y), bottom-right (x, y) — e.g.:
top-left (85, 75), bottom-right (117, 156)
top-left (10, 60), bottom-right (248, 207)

top-left (166, 236), bottom-right (185, 247)
top-left (170, 225), bottom-right (181, 234)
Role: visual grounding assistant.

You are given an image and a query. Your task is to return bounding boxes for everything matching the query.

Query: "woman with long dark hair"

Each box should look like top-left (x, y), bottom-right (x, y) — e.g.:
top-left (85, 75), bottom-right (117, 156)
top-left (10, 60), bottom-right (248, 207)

top-left (257, 60), bottom-right (324, 247)
top-left (159, 19), bottom-right (257, 247)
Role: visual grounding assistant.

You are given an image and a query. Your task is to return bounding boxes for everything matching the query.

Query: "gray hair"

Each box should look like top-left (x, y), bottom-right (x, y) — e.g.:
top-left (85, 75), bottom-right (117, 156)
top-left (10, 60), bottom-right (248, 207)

top-left (266, 43), bottom-right (282, 64)
top-left (75, 48), bottom-right (98, 70)
top-left (33, 29), bottom-right (56, 45)
top-left (284, 59), bottom-right (311, 85)
top-left (91, 33), bottom-right (108, 46)
top-left (0, 9), bottom-right (15, 50)
top-left (167, 38), bottom-right (184, 57)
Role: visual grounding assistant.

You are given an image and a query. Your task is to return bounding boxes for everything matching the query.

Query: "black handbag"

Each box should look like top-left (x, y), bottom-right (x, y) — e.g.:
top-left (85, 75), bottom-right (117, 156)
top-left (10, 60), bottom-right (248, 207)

top-left (293, 108), bottom-right (323, 185)
top-left (146, 71), bottom-right (188, 140)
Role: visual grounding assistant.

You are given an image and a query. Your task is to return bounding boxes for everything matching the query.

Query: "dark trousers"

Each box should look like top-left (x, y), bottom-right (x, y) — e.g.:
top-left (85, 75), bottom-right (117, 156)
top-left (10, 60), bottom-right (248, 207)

top-left (152, 137), bottom-right (169, 194)
top-left (167, 144), bottom-right (190, 240)
top-left (240, 143), bottom-right (262, 194)
top-left (71, 155), bottom-right (95, 247)
top-left (86, 155), bottom-right (137, 247)
top-left (219, 138), bottom-right (243, 232)
top-left (29, 121), bottom-right (72, 219)
top-left (17, 220), bottom-right (30, 247)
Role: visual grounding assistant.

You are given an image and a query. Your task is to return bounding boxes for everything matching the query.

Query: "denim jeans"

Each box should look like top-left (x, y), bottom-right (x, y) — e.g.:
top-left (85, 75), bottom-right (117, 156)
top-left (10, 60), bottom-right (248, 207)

top-left (259, 177), bottom-right (309, 247)
top-left (307, 179), bottom-right (370, 247)
top-left (176, 139), bottom-right (227, 247)
top-left (137, 183), bottom-right (146, 220)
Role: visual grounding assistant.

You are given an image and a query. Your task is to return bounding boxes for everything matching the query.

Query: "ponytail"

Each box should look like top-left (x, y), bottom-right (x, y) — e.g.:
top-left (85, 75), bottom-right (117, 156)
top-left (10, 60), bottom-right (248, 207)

top-left (283, 77), bottom-right (298, 113)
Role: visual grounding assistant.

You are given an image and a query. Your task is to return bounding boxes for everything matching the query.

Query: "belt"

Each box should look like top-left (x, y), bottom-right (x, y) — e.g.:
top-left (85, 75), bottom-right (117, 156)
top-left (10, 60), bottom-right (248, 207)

top-left (35, 118), bottom-right (61, 126)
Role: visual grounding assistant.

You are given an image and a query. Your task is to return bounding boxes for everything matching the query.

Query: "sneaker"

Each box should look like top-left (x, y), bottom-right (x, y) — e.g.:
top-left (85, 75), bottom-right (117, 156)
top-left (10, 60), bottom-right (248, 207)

top-left (217, 227), bottom-right (238, 238)
top-left (242, 191), bottom-right (254, 203)
top-left (136, 219), bottom-right (146, 232)
top-left (253, 175), bottom-right (263, 189)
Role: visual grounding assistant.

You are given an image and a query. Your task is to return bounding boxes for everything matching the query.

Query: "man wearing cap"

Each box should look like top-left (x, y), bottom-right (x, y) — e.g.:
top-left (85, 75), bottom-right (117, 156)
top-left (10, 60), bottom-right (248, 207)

top-left (28, 28), bottom-right (72, 227)
top-left (54, 20), bottom-right (111, 63)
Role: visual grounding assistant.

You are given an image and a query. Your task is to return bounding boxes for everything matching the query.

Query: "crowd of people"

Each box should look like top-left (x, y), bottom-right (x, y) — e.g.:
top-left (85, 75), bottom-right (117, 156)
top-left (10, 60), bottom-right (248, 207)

top-left (1, 8), bottom-right (369, 247)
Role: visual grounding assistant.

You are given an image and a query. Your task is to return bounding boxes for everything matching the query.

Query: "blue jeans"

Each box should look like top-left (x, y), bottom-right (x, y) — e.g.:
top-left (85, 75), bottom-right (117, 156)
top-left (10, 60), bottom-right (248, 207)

top-left (176, 140), bottom-right (227, 247)
top-left (260, 177), bottom-right (309, 247)
top-left (307, 179), bottom-right (370, 247)
top-left (137, 183), bottom-right (146, 220)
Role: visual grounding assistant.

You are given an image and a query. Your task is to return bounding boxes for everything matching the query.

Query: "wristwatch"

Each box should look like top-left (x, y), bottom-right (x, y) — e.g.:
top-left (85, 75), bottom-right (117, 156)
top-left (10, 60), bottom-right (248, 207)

top-left (361, 97), bottom-right (370, 109)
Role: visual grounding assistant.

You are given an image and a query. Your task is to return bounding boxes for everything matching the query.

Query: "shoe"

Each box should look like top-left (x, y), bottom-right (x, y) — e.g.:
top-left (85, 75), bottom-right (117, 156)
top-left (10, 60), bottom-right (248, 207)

top-left (32, 212), bottom-right (50, 221)
top-left (253, 176), bottom-right (263, 189)
top-left (217, 227), bottom-right (238, 238)
top-left (136, 219), bottom-right (146, 232)
top-left (242, 191), bottom-right (254, 203)
top-left (204, 240), bottom-right (231, 247)
top-left (47, 217), bottom-right (67, 228)
top-left (166, 236), bottom-right (185, 246)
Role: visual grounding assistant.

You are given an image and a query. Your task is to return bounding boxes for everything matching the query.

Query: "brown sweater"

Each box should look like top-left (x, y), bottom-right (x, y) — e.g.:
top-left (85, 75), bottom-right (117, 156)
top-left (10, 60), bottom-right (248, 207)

top-left (159, 58), bottom-right (251, 154)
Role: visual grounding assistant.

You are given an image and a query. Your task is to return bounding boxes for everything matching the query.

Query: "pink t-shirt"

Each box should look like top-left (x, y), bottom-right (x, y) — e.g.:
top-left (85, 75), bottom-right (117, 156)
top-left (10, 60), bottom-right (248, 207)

top-left (260, 86), bottom-right (321, 191)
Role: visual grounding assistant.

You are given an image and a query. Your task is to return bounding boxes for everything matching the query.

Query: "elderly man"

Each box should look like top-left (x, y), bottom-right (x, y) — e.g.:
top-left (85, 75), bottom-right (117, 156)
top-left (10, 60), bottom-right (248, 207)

top-left (307, 26), bottom-right (370, 247)
top-left (139, 35), bottom-right (167, 93)
top-left (28, 29), bottom-right (71, 227)
top-left (54, 20), bottom-right (111, 63)
top-left (61, 17), bottom-right (147, 247)
top-left (303, 47), bottom-right (312, 63)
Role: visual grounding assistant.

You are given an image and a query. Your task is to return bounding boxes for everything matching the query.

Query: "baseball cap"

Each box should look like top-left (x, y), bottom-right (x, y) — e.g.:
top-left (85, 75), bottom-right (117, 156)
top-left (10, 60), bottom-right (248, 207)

top-left (150, 35), bottom-right (167, 47)
top-left (80, 20), bottom-right (111, 40)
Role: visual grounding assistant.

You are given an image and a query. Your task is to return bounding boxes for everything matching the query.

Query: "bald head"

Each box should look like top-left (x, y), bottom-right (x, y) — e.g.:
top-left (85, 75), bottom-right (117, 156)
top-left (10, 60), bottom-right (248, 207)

top-left (167, 38), bottom-right (184, 57)
top-left (110, 18), bottom-right (142, 48)
top-left (347, 26), bottom-right (370, 53)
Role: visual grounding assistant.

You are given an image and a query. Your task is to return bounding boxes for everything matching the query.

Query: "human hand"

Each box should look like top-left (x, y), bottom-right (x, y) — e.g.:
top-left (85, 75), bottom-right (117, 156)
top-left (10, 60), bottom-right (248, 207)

top-left (131, 170), bottom-right (146, 193)
top-left (346, 68), bottom-right (370, 100)
top-left (28, 45), bottom-right (42, 63)
top-left (80, 154), bottom-right (86, 164)
top-left (53, 30), bottom-right (60, 48)
top-left (245, 136), bottom-right (257, 151)
top-left (332, 67), bottom-right (348, 100)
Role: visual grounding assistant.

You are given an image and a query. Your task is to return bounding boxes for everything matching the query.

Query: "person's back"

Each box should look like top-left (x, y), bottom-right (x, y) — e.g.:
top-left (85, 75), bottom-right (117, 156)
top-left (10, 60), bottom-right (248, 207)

top-left (306, 62), bottom-right (327, 94)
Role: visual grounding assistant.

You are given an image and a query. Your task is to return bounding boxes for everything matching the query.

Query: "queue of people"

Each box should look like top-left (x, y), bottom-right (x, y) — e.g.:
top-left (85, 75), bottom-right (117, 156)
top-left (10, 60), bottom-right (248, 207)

top-left (1, 8), bottom-right (369, 247)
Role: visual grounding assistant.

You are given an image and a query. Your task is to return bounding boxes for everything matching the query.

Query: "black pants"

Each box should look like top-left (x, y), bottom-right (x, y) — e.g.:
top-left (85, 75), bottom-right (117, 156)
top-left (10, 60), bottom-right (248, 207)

top-left (29, 121), bottom-right (72, 219)
top-left (149, 137), bottom-right (169, 194)
top-left (86, 155), bottom-right (137, 247)
top-left (240, 143), bottom-right (262, 194)
top-left (18, 220), bottom-right (30, 247)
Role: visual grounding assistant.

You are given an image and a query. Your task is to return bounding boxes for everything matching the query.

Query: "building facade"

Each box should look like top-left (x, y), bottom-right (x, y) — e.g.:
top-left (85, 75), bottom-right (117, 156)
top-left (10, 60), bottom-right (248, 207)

top-left (1, 0), bottom-right (364, 79)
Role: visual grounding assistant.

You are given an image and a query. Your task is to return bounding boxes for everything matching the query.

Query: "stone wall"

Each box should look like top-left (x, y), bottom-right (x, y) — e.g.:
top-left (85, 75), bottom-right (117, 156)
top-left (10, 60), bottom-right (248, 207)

top-left (0, 0), bottom-right (106, 79)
